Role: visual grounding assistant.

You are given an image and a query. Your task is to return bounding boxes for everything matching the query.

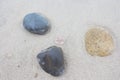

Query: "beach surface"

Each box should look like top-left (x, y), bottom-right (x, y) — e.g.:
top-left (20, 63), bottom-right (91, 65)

top-left (0, 0), bottom-right (120, 80)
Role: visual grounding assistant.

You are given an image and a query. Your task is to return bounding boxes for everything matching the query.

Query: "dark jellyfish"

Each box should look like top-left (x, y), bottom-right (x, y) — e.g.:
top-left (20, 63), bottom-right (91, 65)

top-left (23, 13), bottom-right (50, 35)
top-left (37, 46), bottom-right (65, 76)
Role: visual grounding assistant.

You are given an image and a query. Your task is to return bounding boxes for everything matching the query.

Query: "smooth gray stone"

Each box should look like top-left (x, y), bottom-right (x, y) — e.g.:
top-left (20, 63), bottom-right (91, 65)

top-left (23, 13), bottom-right (50, 35)
top-left (37, 46), bottom-right (65, 76)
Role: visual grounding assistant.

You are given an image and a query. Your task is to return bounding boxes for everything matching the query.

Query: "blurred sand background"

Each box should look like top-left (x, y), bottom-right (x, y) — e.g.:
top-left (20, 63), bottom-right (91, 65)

top-left (0, 0), bottom-right (120, 80)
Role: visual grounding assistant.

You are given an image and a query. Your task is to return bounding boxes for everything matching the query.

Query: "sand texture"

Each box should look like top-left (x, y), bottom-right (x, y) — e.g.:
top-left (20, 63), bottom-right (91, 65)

top-left (0, 0), bottom-right (120, 80)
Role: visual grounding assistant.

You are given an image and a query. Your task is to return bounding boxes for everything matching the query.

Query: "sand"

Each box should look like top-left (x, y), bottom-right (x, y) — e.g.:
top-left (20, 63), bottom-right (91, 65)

top-left (0, 0), bottom-right (120, 80)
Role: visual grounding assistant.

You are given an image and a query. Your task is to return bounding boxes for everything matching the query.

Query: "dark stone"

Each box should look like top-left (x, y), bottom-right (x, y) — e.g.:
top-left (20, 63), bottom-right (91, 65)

top-left (37, 46), bottom-right (65, 76)
top-left (23, 13), bottom-right (50, 35)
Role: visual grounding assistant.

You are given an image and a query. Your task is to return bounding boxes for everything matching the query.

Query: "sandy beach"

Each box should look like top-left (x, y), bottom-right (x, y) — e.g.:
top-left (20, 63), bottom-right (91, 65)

top-left (0, 0), bottom-right (120, 80)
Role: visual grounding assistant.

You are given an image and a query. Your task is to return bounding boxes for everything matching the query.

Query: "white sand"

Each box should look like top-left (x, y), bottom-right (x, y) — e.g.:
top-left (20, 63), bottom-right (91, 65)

top-left (0, 0), bottom-right (120, 80)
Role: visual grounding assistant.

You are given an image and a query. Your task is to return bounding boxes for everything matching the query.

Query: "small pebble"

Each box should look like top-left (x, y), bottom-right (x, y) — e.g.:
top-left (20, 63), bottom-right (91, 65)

top-left (85, 27), bottom-right (114, 57)
top-left (55, 36), bottom-right (65, 45)
top-left (23, 13), bottom-right (50, 35)
top-left (34, 73), bottom-right (38, 78)
top-left (17, 65), bottom-right (20, 68)
top-left (37, 46), bottom-right (65, 76)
